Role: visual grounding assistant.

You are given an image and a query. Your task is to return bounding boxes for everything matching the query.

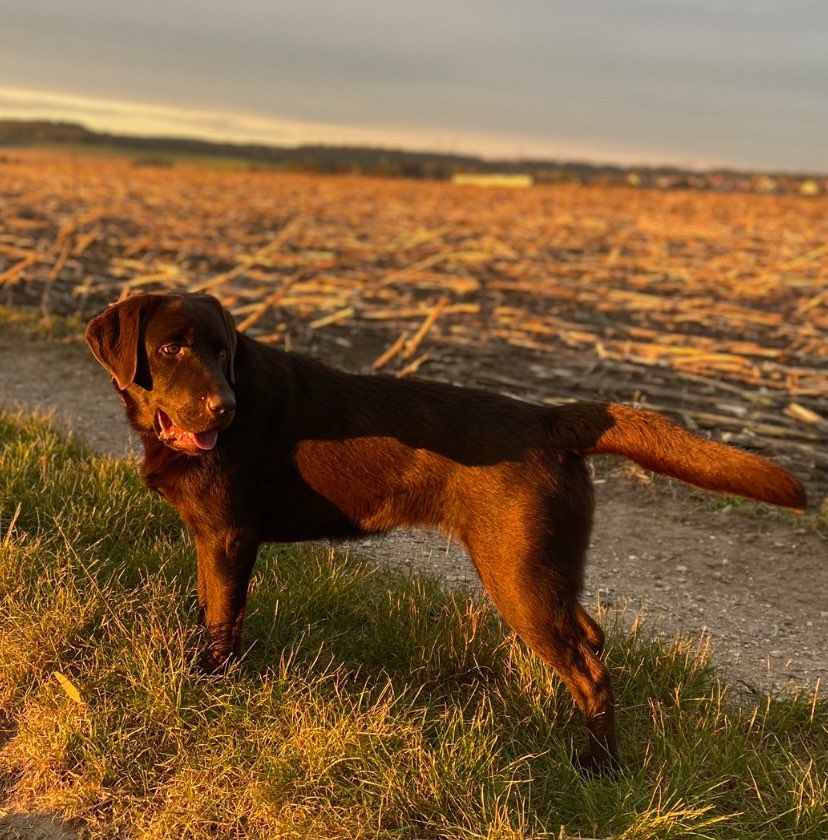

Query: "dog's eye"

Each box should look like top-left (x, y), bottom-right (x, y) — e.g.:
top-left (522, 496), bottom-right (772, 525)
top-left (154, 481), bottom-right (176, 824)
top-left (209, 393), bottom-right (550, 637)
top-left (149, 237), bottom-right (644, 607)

top-left (218, 348), bottom-right (228, 359)
top-left (160, 343), bottom-right (182, 357)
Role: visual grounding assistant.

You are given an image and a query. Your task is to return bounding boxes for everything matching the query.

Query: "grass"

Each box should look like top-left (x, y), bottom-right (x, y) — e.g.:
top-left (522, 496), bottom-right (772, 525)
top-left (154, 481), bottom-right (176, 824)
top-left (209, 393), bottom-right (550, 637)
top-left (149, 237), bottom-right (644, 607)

top-left (0, 305), bottom-right (86, 341)
top-left (0, 412), bottom-right (826, 839)
top-left (704, 492), bottom-right (828, 534)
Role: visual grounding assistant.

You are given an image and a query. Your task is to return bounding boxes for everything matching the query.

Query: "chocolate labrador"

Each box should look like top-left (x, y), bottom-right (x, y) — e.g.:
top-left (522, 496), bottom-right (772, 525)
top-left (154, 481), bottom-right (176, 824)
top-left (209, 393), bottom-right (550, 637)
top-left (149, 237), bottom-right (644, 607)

top-left (86, 291), bottom-right (806, 773)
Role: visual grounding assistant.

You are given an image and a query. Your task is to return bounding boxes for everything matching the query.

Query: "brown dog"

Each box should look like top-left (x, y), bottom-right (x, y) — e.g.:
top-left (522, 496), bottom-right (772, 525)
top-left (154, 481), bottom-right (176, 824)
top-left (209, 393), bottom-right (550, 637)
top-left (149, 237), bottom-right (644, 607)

top-left (86, 292), bottom-right (806, 773)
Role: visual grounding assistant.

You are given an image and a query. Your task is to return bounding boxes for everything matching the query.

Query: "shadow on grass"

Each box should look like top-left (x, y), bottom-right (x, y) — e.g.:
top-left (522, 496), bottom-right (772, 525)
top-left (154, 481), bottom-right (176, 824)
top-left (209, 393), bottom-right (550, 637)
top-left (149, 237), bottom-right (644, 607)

top-left (1, 412), bottom-right (826, 839)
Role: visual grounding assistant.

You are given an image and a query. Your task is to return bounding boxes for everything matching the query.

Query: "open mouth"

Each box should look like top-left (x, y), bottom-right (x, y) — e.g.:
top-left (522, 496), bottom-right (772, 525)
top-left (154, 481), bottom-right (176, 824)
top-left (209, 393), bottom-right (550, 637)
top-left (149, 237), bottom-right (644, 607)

top-left (155, 408), bottom-right (219, 453)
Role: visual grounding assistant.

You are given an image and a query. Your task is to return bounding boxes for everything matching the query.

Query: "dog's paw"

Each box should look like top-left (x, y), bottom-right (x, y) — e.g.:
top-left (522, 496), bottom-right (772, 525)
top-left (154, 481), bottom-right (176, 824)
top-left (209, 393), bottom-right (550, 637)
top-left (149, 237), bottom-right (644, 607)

top-left (574, 747), bottom-right (621, 779)
top-left (198, 647), bottom-right (236, 674)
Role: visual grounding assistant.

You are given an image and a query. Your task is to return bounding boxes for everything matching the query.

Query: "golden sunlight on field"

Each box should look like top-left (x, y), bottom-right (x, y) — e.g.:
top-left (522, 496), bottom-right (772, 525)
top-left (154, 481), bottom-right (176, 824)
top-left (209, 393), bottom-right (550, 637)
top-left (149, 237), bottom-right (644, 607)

top-left (1, 151), bottom-right (826, 486)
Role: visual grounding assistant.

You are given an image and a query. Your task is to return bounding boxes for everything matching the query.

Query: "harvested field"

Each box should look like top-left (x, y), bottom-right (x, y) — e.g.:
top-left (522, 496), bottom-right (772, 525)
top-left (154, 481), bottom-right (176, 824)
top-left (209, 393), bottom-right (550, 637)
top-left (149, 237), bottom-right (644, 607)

top-left (1, 150), bottom-right (826, 492)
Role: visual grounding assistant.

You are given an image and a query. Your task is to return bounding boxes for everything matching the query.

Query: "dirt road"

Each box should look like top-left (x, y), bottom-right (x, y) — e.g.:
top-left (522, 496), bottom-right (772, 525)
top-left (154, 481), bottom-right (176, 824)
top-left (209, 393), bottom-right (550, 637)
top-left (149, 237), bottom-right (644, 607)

top-left (1, 322), bottom-right (825, 694)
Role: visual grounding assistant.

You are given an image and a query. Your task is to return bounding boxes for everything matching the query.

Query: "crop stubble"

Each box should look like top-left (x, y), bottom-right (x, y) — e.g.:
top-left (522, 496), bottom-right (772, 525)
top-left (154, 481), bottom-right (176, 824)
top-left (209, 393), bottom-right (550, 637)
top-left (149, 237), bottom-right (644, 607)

top-left (1, 151), bottom-right (825, 491)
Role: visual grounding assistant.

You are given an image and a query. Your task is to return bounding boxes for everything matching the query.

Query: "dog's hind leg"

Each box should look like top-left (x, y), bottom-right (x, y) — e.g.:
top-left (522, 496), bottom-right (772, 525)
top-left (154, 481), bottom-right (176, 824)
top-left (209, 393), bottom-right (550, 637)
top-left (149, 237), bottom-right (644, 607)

top-left (467, 526), bottom-right (617, 774)
top-left (576, 604), bottom-right (605, 658)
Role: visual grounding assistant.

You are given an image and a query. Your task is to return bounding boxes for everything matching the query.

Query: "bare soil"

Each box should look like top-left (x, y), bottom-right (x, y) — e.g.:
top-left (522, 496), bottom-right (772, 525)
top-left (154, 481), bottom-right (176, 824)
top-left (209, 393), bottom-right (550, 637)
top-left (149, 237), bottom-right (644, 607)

top-left (0, 813), bottom-right (76, 840)
top-left (1, 323), bottom-right (826, 697)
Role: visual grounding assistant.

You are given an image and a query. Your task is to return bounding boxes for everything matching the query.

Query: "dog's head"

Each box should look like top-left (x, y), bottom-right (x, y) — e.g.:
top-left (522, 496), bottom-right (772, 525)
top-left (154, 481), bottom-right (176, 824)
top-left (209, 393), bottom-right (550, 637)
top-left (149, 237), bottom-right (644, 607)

top-left (86, 292), bottom-right (237, 454)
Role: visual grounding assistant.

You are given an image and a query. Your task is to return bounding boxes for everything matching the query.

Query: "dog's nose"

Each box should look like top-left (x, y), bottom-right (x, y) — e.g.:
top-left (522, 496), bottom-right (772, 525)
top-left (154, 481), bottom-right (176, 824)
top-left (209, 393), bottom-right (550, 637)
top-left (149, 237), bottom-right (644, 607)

top-left (206, 394), bottom-right (236, 415)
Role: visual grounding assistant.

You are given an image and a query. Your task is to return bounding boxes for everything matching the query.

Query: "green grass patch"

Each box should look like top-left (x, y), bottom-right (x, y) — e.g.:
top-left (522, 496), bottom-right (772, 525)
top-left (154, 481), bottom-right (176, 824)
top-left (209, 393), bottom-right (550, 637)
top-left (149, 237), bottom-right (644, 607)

top-left (0, 305), bottom-right (86, 341)
top-left (0, 412), bottom-right (826, 838)
top-left (715, 493), bottom-right (828, 533)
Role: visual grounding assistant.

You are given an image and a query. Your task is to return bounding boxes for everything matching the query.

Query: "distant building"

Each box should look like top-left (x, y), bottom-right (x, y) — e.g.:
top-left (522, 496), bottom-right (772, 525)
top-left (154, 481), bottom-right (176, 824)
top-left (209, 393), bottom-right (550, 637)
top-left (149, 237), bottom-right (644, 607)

top-left (451, 173), bottom-right (533, 188)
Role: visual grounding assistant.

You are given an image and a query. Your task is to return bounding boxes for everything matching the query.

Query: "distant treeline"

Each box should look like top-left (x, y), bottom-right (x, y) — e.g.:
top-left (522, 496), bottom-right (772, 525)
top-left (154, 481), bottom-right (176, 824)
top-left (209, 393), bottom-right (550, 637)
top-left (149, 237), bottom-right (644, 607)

top-left (0, 119), bottom-right (823, 193)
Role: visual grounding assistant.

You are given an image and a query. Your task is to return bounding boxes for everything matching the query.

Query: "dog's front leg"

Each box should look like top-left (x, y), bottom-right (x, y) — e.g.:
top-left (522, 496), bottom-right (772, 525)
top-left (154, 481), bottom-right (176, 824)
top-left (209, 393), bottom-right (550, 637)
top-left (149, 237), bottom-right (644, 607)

top-left (194, 530), bottom-right (259, 671)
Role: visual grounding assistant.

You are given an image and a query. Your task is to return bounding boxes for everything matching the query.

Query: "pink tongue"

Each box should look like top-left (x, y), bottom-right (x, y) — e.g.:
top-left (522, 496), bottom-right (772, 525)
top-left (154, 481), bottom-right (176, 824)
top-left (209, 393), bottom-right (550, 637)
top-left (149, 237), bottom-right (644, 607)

top-left (192, 429), bottom-right (219, 451)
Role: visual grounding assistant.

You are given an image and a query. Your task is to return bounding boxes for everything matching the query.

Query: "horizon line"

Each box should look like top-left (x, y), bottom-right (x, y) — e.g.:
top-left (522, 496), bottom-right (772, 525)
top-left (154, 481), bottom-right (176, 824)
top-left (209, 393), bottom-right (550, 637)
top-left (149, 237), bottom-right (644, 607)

top-left (0, 84), bottom-right (761, 174)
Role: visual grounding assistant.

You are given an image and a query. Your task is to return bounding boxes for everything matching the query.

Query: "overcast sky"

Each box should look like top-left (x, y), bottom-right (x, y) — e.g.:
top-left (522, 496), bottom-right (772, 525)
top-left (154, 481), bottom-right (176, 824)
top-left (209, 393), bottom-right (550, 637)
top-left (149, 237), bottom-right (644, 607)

top-left (0, 0), bottom-right (825, 171)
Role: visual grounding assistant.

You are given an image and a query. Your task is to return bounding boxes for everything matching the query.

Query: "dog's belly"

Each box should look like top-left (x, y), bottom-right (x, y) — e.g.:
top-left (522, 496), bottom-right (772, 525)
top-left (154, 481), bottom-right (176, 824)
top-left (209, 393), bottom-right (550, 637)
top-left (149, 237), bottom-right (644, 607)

top-left (261, 516), bottom-right (368, 543)
top-left (258, 469), bottom-right (370, 543)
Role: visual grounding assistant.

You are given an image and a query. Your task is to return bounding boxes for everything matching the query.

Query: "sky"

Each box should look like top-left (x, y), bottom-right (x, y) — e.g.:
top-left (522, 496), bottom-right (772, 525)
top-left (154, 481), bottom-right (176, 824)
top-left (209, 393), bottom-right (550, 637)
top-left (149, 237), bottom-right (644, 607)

top-left (0, 0), bottom-right (826, 171)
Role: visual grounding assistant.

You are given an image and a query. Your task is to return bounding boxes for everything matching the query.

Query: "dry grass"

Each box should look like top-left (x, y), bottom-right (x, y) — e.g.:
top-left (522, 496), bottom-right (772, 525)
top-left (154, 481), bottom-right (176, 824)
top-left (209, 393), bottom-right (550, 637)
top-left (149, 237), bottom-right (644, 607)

top-left (1, 412), bottom-right (826, 839)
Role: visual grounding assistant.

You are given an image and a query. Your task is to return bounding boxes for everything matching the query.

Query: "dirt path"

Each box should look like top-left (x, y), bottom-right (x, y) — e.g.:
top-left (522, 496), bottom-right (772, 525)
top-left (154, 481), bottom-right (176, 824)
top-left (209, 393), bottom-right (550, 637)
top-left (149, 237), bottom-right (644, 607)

top-left (1, 324), bottom-right (825, 695)
top-left (0, 813), bottom-right (76, 840)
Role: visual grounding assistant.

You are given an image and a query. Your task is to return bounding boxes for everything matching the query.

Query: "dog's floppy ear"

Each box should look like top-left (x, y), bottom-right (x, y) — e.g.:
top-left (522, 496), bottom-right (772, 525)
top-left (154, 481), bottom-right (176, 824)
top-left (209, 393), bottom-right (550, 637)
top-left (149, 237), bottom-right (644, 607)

top-left (215, 297), bottom-right (237, 385)
top-left (85, 295), bottom-right (158, 390)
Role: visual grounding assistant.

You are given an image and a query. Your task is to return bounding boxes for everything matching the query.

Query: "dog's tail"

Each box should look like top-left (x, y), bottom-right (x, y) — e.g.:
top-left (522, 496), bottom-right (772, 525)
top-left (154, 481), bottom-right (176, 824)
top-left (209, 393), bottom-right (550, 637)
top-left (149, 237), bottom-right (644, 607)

top-left (547, 401), bottom-right (807, 511)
